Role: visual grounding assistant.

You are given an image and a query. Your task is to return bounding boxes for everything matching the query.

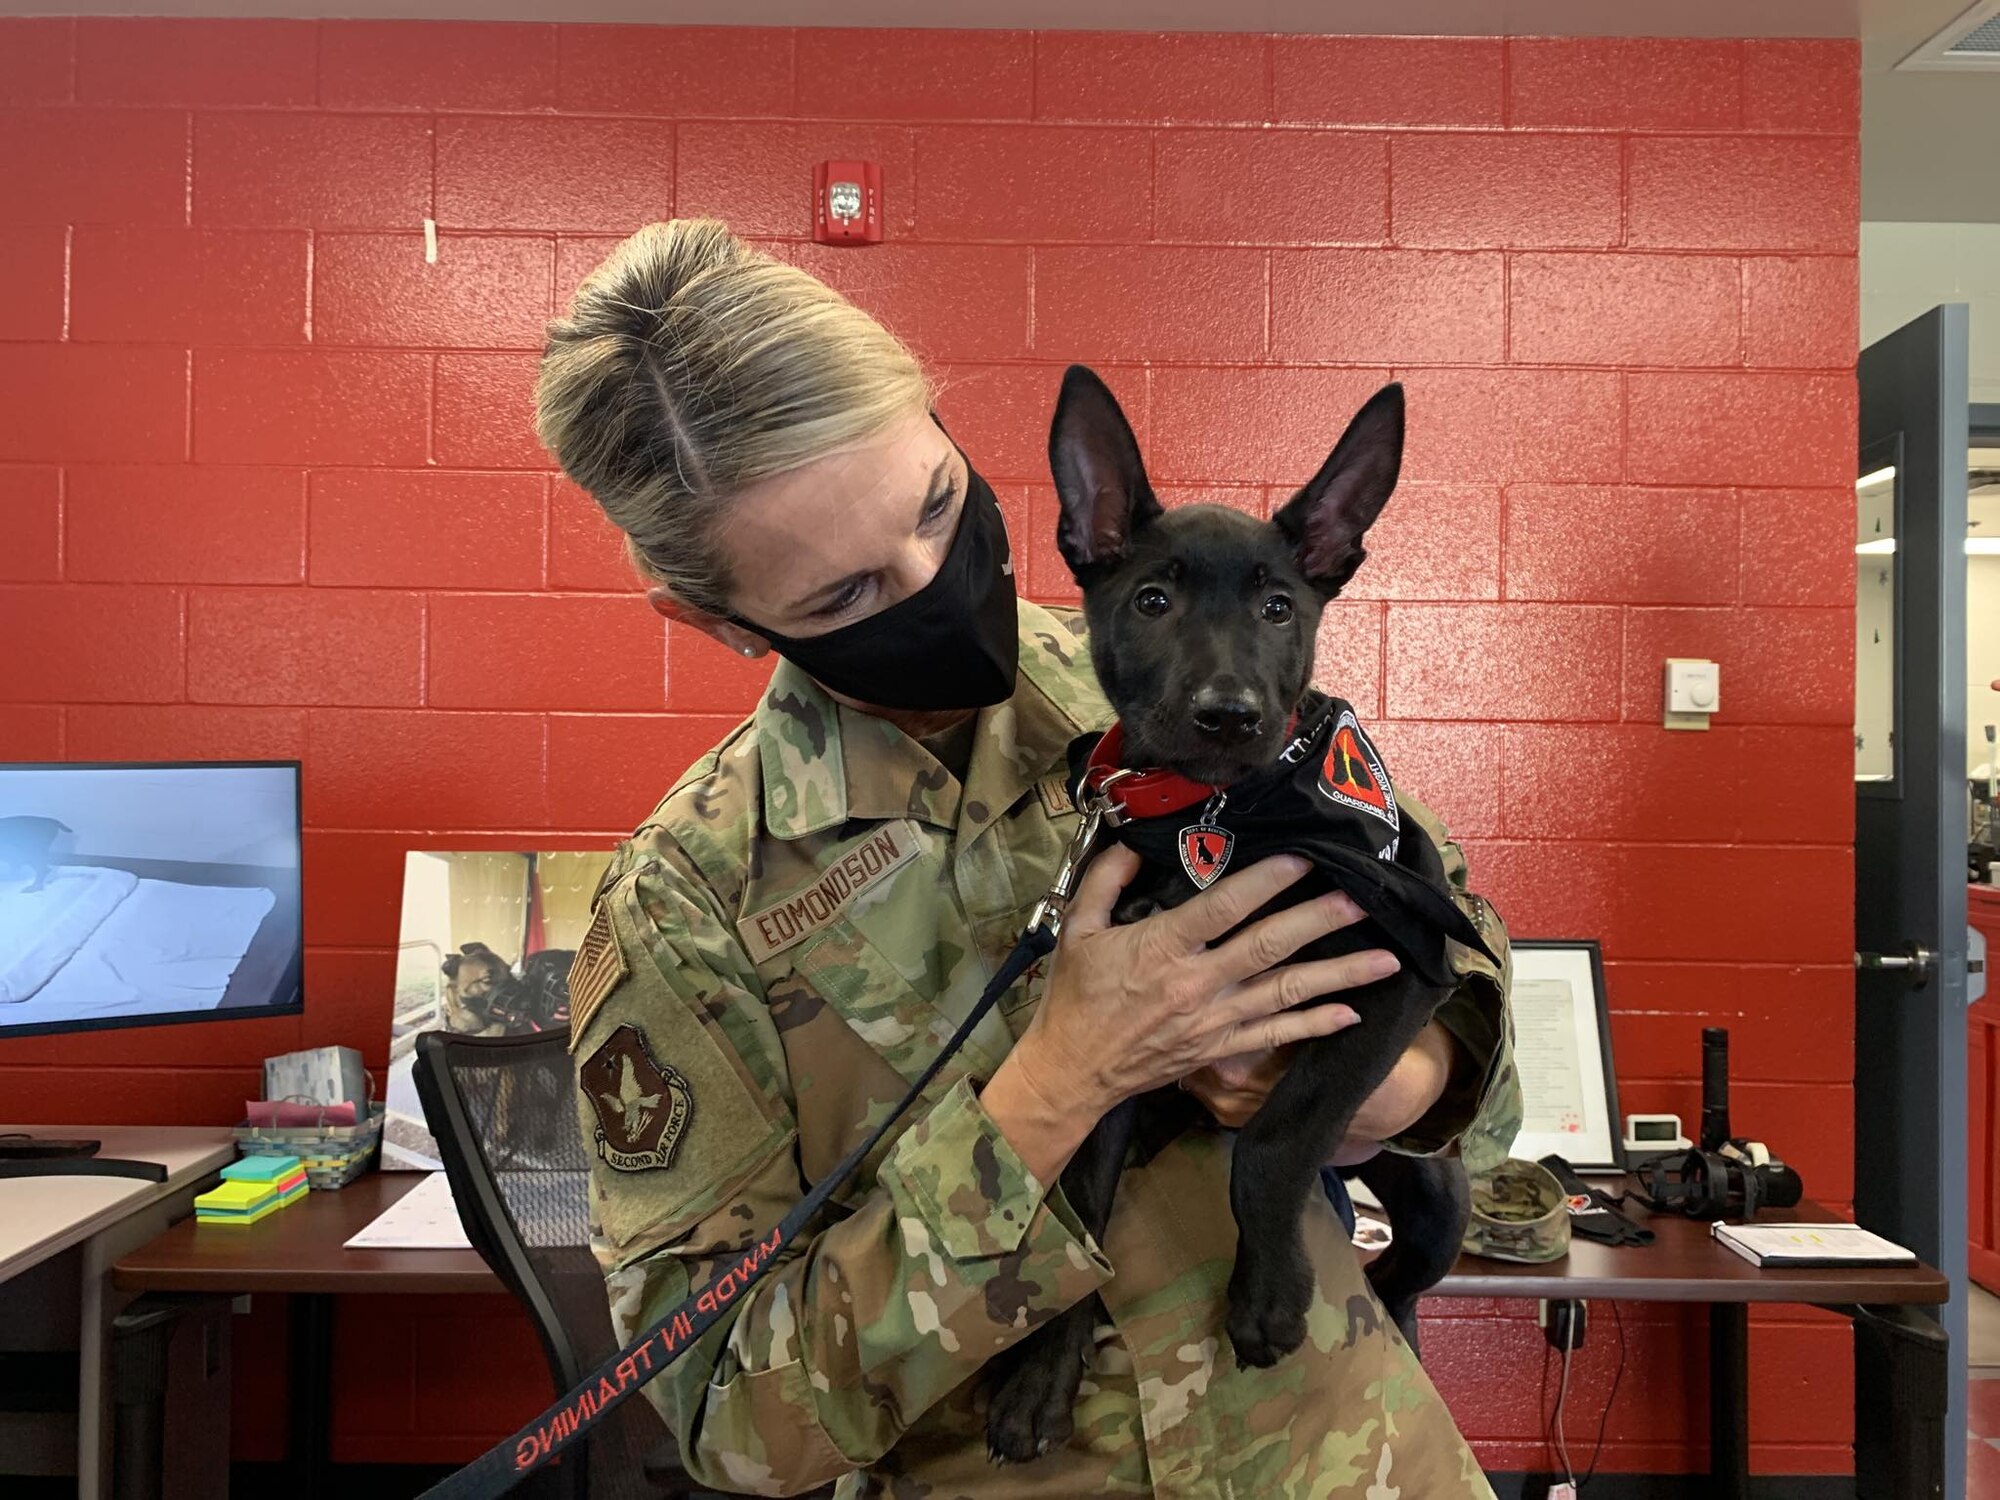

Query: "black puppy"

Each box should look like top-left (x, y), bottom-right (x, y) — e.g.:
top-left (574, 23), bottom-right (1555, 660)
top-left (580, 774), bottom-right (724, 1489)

top-left (0, 816), bottom-right (70, 893)
top-left (983, 367), bottom-right (1486, 1464)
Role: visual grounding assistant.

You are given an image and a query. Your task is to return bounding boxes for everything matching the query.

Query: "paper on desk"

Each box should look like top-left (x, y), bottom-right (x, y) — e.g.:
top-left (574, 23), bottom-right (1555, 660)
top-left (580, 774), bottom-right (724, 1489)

top-left (344, 1171), bottom-right (471, 1251)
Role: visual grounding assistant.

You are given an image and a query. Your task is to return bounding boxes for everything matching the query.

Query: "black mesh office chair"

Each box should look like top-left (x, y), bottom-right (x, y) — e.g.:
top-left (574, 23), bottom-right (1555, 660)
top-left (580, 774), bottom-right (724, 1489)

top-left (413, 1028), bottom-right (723, 1500)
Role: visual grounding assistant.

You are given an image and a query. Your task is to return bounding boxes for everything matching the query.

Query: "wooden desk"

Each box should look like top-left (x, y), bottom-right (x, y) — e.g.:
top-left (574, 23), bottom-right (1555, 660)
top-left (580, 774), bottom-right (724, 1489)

top-left (115, 1170), bottom-right (497, 1296)
top-left (1434, 1193), bottom-right (1950, 1499)
top-left (115, 1177), bottom-right (1949, 1499)
top-left (1441, 1197), bottom-right (1947, 1305)
top-left (115, 1172), bottom-right (497, 1500)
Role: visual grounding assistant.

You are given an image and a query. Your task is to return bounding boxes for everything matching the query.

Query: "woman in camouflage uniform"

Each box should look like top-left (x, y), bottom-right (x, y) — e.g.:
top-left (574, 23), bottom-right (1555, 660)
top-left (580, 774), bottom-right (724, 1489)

top-left (535, 220), bottom-right (1520, 1499)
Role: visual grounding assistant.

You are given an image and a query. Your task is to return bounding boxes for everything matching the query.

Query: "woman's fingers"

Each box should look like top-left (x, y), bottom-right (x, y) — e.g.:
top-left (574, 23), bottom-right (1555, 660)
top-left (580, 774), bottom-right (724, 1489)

top-left (1218, 947), bottom-right (1394, 1028)
top-left (1161, 853), bottom-right (1315, 950)
top-left (1215, 995), bottom-right (1368, 1057)
top-left (1058, 842), bottom-right (1142, 940)
top-left (1201, 887), bottom-right (1366, 988)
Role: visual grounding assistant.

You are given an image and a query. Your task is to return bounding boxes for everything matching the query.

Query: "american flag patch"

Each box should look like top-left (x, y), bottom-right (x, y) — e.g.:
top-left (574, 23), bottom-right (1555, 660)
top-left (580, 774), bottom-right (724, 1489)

top-left (567, 903), bottom-right (628, 1040)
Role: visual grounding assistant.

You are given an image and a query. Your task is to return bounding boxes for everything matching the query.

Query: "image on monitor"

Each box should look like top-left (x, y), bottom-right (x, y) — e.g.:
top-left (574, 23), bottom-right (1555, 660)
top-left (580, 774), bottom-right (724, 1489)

top-left (0, 761), bottom-right (303, 1040)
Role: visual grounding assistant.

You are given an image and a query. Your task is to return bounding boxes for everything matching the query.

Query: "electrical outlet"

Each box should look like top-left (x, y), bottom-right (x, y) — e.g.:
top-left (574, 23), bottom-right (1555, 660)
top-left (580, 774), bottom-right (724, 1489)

top-left (1540, 1297), bottom-right (1587, 1351)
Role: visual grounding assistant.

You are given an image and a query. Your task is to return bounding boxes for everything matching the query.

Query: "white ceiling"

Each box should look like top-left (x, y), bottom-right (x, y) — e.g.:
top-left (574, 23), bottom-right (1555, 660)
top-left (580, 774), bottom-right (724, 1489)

top-left (4, 0), bottom-right (1990, 220)
top-left (1861, 2), bottom-right (2000, 223)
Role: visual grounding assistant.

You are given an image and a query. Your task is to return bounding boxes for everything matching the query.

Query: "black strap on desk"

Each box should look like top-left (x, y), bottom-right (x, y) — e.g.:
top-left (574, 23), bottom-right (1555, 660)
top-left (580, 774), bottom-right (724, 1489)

top-left (0, 1158), bottom-right (168, 1182)
top-left (417, 923), bottom-right (1058, 1500)
top-left (1540, 1154), bottom-right (1653, 1245)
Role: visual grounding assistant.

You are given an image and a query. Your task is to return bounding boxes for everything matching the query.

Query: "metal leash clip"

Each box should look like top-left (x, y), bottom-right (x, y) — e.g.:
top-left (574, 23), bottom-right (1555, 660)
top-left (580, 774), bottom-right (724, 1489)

top-left (1027, 771), bottom-right (1130, 939)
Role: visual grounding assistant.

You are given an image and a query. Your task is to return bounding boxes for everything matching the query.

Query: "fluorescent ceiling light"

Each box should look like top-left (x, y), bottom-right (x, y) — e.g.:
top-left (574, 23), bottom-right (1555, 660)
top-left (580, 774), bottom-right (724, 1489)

top-left (1856, 466), bottom-right (1897, 490)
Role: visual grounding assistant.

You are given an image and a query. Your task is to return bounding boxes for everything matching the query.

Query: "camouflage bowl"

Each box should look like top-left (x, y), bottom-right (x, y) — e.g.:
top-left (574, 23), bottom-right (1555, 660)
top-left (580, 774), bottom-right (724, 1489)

top-left (1461, 1158), bottom-right (1571, 1264)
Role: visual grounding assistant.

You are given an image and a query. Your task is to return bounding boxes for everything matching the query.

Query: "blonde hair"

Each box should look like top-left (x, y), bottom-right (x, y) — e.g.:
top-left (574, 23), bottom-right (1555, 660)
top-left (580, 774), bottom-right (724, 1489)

top-left (535, 220), bottom-right (932, 613)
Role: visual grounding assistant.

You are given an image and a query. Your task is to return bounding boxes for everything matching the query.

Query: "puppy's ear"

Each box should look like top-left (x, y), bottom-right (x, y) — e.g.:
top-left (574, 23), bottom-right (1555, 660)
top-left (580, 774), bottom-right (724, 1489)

top-left (463, 941), bottom-right (492, 956)
top-left (1273, 383), bottom-right (1404, 596)
top-left (1050, 365), bottom-right (1163, 579)
top-left (441, 955), bottom-right (461, 978)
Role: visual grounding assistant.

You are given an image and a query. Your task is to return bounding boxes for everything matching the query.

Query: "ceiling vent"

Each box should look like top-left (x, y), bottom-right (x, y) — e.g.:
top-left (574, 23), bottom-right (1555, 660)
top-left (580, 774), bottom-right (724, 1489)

top-left (1899, 0), bottom-right (2000, 70)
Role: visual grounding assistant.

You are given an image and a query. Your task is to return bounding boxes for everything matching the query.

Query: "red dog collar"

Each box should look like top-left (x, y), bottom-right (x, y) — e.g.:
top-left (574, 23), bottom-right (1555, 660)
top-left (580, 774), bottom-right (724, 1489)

top-left (1081, 722), bottom-right (1217, 819)
top-left (1080, 711), bottom-right (1304, 821)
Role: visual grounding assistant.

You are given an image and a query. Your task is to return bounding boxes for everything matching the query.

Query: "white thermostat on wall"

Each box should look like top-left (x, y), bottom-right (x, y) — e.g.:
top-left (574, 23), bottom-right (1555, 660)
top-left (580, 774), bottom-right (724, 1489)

top-left (1663, 658), bottom-right (1720, 731)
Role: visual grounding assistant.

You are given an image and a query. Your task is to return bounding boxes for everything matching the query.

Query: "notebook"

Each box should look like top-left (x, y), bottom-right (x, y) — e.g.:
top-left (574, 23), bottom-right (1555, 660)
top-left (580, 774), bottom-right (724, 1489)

top-left (1711, 1221), bottom-right (1916, 1268)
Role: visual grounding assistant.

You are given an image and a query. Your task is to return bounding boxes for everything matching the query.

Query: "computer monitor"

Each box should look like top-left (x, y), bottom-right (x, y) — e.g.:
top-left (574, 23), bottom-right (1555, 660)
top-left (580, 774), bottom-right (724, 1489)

top-left (0, 760), bottom-right (304, 1041)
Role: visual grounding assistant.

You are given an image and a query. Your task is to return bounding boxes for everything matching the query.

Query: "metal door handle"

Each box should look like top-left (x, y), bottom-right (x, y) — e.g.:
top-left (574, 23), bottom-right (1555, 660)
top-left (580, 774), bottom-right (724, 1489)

top-left (1855, 943), bottom-right (1935, 987)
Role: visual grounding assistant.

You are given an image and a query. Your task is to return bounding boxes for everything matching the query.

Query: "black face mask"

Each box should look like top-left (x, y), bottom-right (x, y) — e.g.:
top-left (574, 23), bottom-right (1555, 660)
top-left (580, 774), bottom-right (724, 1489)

top-left (731, 461), bottom-right (1021, 711)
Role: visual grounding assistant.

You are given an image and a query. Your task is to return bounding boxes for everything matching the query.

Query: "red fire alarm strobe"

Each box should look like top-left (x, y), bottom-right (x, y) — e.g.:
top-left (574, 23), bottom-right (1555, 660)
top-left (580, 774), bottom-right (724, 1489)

top-left (814, 160), bottom-right (883, 245)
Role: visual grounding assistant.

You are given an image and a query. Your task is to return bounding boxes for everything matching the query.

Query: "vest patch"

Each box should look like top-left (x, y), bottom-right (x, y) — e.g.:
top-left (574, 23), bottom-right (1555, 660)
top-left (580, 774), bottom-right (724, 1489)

top-left (737, 821), bottom-right (921, 962)
top-left (1317, 708), bottom-right (1399, 832)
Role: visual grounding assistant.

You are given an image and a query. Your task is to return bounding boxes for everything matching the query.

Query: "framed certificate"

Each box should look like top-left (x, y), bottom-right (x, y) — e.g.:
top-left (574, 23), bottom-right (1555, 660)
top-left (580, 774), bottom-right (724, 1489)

top-left (1508, 940), bottom-right (1624, 1173)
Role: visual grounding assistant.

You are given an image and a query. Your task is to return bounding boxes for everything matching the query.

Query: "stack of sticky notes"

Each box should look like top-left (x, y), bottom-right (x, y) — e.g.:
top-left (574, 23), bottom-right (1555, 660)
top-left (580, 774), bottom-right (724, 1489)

top-left (197, 1154), bottom-right (309, 1226)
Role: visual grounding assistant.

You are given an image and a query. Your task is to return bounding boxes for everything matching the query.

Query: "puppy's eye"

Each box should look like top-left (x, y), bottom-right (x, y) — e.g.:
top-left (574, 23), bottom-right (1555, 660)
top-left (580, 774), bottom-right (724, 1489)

top-left (1262, 595), bottom-right (1295, 624)
top-left (1134, 587), bottom-right (1171, 617)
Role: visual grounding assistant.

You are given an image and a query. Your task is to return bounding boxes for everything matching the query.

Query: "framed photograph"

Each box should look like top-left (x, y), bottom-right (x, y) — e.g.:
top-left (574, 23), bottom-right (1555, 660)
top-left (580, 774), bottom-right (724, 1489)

top-left (1508, 940), bottom-right (1623, 1174)
top-left (382, 849), bottom-right (614, 1170)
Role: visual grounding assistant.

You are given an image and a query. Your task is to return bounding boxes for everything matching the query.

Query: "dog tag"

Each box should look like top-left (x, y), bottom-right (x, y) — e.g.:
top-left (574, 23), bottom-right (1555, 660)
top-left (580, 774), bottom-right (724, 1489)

top-left (1177, 823), bottom-right (1234, 889)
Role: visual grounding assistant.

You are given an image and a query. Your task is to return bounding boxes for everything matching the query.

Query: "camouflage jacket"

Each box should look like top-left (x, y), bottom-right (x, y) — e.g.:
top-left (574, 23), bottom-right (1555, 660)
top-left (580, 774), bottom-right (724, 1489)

top-left (571, 599), bottom-right (1519, 1499)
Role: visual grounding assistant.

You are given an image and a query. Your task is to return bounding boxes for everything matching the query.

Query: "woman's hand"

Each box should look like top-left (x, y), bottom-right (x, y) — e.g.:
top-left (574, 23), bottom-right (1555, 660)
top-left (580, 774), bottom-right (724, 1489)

top-left (1003, 846), bottom-right (1393, 1127)
top-left (1179, 1020), bottom-right (1460, 1167)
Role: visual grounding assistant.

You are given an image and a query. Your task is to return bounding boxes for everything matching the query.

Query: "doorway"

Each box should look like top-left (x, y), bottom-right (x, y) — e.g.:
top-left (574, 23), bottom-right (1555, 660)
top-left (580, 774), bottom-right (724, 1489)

top-left (1962, 405), bottom-right (2000, 1496)
top-left (1855, 305), bottom-right (1972, 1498)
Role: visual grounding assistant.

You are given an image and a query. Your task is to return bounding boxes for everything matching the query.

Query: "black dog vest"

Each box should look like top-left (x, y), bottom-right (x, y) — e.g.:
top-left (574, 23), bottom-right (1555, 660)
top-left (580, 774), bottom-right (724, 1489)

top-left (1068, 691), bottom-right (1495, 987)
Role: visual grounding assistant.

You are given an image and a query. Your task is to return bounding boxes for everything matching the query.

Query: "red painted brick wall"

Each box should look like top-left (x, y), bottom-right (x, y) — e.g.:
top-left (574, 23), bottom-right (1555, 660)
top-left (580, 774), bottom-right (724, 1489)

top-left (0, 18), bottom-right (1860, 1477)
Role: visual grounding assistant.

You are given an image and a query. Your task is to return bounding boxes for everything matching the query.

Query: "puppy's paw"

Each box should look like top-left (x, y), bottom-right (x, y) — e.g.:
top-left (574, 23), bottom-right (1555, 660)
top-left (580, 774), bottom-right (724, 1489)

top-left (984, 1354), bottom-right (1078, 1465)
top-left (1225, 1279), bottom-right (1310, 1369)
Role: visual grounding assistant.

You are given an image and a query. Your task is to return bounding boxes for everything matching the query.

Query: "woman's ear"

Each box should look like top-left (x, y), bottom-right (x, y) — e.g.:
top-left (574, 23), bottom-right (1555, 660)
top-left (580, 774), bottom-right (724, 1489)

top-left (647, 586), bottom-right (768, 659)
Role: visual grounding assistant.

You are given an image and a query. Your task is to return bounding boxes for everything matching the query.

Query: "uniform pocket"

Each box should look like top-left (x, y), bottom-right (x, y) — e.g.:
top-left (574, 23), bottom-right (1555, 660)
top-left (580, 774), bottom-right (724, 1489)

top-left (792, 917), bottom-right (1012, 1089)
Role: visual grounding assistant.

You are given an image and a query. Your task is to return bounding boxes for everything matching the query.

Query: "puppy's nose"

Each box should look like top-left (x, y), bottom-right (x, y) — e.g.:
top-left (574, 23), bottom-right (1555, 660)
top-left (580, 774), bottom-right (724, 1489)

top-left (1191, 687), bottom-right (1263, 743)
